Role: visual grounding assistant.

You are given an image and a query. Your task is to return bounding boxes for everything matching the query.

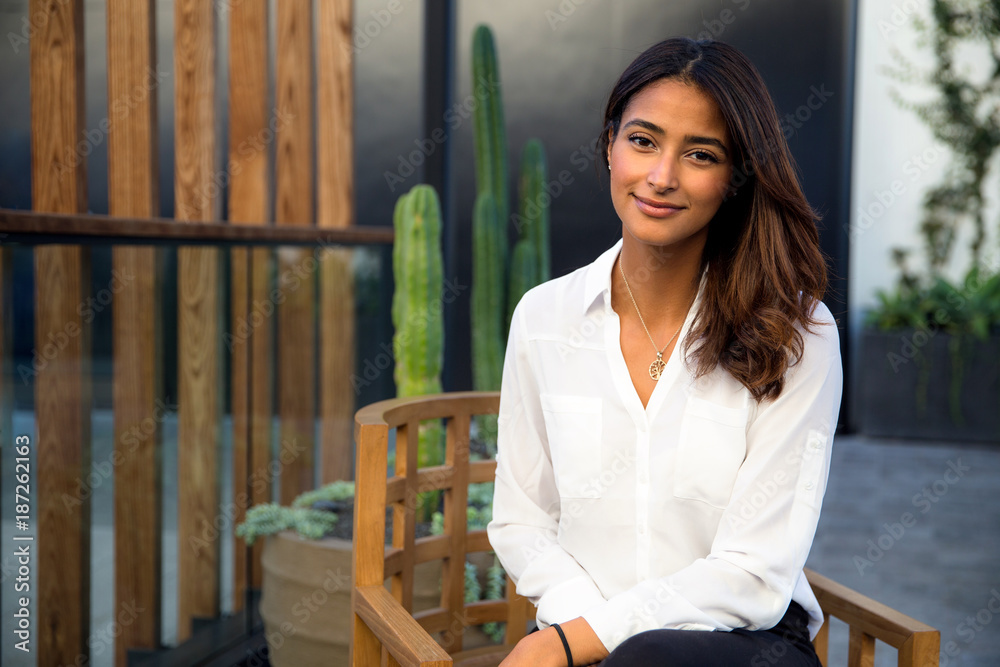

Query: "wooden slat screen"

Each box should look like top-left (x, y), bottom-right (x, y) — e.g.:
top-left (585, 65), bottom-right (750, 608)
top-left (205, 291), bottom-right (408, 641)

top-left (28, 0), bottom-right (92, 664)
top-left (18, 0), bottom-right (361, 663)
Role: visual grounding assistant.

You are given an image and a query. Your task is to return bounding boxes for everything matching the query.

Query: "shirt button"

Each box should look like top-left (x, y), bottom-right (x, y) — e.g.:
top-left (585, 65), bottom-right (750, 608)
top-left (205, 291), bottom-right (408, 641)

top-left (804, 481), bottom-right (815, 490)
top-left (639, 472), bottom-right (649, 484)
top-left (638, 525), bottom-right (647, 535)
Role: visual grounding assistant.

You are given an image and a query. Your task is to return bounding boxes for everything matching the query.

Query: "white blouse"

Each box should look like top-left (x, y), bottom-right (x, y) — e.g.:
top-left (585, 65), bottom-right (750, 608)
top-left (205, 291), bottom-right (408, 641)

top-left (487, 239), bottom-right (843, 652)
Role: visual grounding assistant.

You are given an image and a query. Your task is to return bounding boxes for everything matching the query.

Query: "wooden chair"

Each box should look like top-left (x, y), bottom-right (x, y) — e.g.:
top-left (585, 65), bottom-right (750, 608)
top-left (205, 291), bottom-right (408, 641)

top-left (351, 392), bottom-right (940, 667)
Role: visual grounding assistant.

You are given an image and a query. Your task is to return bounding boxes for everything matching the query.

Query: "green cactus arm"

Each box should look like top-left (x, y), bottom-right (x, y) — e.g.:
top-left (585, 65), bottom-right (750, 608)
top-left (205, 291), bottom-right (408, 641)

top-left (507, 238), bottom-right (539, 331)
top-left (392, 185), bottom-right (445, 398)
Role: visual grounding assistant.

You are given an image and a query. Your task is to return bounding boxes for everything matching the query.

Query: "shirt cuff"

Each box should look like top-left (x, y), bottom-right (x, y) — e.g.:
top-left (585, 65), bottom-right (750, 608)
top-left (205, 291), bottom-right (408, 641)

top-left (581, 588), bottom-right (719, 652)
top-left (535, 574), bottom-right (607, 627)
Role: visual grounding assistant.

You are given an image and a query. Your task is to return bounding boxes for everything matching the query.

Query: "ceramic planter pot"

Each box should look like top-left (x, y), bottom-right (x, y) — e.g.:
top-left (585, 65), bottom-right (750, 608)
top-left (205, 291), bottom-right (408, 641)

top-left (259, 531), bottom-right (452, 666)
top-left (857, 330), bottom-right (1000, 441)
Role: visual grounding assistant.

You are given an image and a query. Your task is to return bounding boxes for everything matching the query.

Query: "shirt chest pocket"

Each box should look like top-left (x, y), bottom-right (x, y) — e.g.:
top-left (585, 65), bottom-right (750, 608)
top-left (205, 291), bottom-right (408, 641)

top-left (674, 397), bottom-right (748, 509)
top-left (540, 394), bottom-right (603, 499)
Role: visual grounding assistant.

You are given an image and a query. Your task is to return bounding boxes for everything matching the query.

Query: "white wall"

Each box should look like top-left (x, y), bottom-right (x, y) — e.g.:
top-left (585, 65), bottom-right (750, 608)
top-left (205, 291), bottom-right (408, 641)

top-left (848, 0), bottom-right (1000, 392)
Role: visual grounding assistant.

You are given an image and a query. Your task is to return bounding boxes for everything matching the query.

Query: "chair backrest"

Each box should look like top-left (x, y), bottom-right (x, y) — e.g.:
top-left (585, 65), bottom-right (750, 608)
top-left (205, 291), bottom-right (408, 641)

top-left (352, 391), bottom-right (532, 662)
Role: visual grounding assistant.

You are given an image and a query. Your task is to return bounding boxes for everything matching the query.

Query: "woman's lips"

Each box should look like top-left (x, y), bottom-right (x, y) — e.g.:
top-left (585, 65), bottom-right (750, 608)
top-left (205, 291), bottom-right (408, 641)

top-left (633, 194), bottom-right (685, 218)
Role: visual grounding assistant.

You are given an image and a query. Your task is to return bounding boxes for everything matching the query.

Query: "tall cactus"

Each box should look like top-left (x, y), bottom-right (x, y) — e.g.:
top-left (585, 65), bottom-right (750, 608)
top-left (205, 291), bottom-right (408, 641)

top-left (508, 139), bottom-right (550, 328)
top-left (471, 24), bottom-right (510, 366)
top-left (392, 185), bottom-right (445, 514)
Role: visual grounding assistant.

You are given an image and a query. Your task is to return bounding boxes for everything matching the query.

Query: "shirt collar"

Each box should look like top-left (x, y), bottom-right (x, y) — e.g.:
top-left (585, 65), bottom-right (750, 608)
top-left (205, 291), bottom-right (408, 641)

top-left (583, 239), bottom-right (624, 312)
top-left (582, 238), bottom-right (710, 318)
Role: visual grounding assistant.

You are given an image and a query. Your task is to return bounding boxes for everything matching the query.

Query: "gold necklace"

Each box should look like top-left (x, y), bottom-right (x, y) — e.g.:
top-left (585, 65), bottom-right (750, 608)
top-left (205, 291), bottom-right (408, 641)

top-left (618, 257), bottom-right (692, 381)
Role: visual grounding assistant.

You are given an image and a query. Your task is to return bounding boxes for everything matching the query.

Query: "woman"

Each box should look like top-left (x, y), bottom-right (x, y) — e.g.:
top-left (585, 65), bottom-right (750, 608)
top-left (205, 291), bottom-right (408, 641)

top-left (487, 37), bottom-right (842, 666)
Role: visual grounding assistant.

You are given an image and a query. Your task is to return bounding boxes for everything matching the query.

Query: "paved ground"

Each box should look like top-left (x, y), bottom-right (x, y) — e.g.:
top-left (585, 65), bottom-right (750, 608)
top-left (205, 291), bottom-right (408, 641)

top-left (805, 433), bottom-right (1000, 667)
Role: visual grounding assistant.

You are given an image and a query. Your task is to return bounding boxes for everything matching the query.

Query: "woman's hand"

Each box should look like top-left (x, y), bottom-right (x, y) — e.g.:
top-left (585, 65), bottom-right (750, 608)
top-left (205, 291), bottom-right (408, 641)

top-left (498, 627), bottom-right (566, 667)
top-left (499, 617), bottom-right (609, 667)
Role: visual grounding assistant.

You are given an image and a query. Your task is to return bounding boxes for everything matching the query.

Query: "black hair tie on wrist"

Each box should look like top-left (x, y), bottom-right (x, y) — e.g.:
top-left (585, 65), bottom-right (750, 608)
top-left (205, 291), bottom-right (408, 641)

top-left (550, 623), bottom-right (574, 666)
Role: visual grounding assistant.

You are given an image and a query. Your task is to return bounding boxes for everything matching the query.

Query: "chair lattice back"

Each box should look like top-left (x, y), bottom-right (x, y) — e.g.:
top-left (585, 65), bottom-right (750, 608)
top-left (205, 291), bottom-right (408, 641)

top-left (352, 391), bottom-right (532, 667)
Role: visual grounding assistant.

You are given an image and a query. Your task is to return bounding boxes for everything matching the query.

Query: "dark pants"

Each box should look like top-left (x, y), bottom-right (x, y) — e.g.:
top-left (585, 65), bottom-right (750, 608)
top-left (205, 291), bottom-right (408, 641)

top-left (598, 601), bottom-right (823, 667)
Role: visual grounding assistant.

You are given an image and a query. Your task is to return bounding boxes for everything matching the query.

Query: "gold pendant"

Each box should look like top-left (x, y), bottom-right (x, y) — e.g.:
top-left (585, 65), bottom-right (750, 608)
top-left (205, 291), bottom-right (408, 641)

top-left (648, 356), bottom-right (666, 381)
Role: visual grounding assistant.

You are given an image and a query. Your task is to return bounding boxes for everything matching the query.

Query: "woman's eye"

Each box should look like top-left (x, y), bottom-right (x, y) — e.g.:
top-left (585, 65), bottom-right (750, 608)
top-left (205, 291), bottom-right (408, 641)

top-left (628, 134), bottom-right (654, 149)
top-left (690, 150), bottom-right (719, 163)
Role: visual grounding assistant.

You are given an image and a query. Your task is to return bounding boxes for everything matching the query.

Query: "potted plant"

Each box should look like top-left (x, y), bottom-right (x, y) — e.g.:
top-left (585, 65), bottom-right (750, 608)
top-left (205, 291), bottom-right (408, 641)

top-left (236, 475), bottom-right (508, 664)
top-left (236, 481), bottom-right (358, 666)
top-left (859, 1), bottom-right (1000, 441)
top-left (238, 479), bottom-right (457, 666)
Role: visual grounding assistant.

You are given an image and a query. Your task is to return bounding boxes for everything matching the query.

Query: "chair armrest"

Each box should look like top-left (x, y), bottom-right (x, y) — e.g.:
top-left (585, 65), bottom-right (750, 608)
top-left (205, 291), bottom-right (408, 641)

top-left (354, 585), bottom-right (453, 667)
top-left (804, 568), bottom-right (939, 660)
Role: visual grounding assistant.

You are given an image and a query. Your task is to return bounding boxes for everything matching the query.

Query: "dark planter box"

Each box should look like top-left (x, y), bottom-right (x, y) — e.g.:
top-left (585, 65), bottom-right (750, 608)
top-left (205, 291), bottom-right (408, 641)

top-left (858, 331), bottom-right (1000, 442)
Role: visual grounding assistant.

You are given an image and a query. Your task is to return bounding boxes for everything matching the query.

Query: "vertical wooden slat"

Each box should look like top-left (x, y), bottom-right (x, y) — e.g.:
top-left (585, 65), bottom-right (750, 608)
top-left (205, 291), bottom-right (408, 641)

top-left (318, 246), bottom-right (355, 483)
top-left (227, 0), bottom-right (271, 611)
top-left (505, 580), bottom-right (528, 645)
top-left (175, 0), bottom-right (220, 641)
top-left (317, 0), bottom-right (353, 230)
top-left (29, 0), bottom-right (91, 664)
top-left (813, 613), bottom-right (830, 667)
top-left (107, 1), bottom-right (162, 663)
top-left (276, 0), bottom-right (316, 504)
top-left (848, 626), bottom-right (876, 667)
top-left (249, 248), bottom-right (273, 589)
top-left (391, 422), bottom-right (417, 610)
top-left (441, 414), bottom-right (470, 653)
top-left (229, 248), bottom-right (250, 608)
top-left (317, 0), bottom-right (355, 484)
top-left (350, 420), bottom-right (389, 667)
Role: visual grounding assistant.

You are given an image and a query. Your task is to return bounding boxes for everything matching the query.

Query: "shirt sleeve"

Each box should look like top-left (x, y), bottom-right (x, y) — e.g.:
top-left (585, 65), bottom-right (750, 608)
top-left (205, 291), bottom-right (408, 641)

top-left (487, 302), bottom-right (609, 625)
top-left (581, 302), bottom-right (844, 651)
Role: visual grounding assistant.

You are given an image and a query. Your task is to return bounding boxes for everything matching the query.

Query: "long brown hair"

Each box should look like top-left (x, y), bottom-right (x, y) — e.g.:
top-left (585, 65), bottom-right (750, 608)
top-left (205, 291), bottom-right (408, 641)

top-left (598, 38), bottom-right (829, 401)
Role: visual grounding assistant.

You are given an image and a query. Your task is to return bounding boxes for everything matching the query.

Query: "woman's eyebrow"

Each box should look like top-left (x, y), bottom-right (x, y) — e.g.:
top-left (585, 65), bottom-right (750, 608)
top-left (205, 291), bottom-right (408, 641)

top-left (685, 135), bottom-right (730, 157)
top-left (621, 118), bottom-right (663, 134)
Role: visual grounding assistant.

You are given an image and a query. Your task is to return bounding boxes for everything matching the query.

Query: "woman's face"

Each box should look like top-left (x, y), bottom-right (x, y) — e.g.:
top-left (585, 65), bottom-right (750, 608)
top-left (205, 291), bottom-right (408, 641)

top-left (607, 78), bottom-right (733, 257)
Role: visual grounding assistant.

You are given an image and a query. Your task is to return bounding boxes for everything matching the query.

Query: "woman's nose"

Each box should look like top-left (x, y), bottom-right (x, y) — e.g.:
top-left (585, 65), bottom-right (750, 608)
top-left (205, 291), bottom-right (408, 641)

top-left (647, 155), bottom-right (679, 192)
